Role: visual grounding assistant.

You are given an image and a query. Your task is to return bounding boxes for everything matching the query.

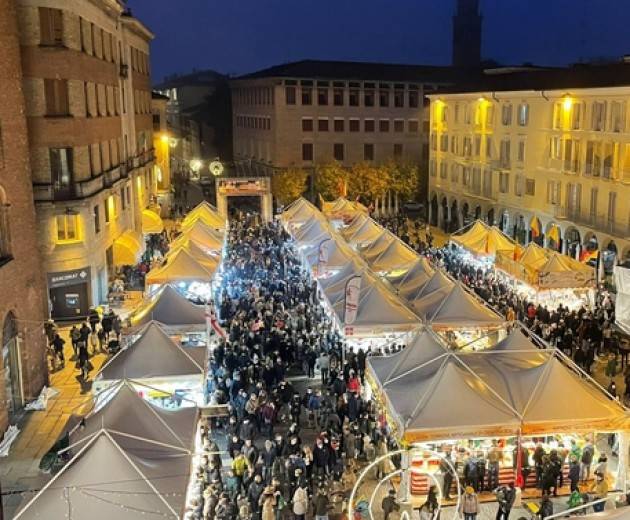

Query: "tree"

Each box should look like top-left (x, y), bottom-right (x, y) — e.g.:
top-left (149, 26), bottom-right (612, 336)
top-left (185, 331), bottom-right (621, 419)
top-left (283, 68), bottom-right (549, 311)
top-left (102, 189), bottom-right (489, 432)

top-left (314, 162), bottom-right (348, 201)
top-left (271, 168), bottom-right (308, 206)
top-left (386, 160), bottom-right (419, 213)
top-left (346, 162), bottom-right (389, 204)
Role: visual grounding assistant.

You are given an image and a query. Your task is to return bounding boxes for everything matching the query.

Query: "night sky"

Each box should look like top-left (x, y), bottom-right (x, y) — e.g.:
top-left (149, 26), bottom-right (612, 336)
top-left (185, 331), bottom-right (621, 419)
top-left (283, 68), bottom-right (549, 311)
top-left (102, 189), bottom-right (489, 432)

top-left (129, 0), bottom-right (630, 83)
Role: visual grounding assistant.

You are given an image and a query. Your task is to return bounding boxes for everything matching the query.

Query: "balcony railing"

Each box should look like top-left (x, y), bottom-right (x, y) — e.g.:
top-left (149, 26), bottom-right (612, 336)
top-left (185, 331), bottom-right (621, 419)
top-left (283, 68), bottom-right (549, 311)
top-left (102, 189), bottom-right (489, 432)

top-left (553, 205), bottom-right (630, 238)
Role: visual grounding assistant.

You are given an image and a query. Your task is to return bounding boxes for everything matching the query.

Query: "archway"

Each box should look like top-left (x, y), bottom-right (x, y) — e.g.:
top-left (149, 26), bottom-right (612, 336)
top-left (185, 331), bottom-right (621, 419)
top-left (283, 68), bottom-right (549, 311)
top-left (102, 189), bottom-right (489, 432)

top-left (530, 216), bottom-right (543, 246)
top-left (545, 222), bottom-right (561, 252)
top-left (2, 311), bottom-right (22, 422)
top-left (565, 226), bottom-right (581, 259)
top-left (430, 195), bottom-right (438, 227)
top-left (215, 177), bottom-right (273, 222)
top-left (474, 205), bottom-right (482, 220)
top-left (450, 200), bottom-right (459, 233)
top-left (440, 197), bottom-right (448, 232)
top-left (499, 209), bottom-right (510, 235)
top-left (514, 214), bottom-right (526, 244)
top-left (462, 202), bottom-right (470, 225)
top-left (487, 208), bottom-right (496, 227)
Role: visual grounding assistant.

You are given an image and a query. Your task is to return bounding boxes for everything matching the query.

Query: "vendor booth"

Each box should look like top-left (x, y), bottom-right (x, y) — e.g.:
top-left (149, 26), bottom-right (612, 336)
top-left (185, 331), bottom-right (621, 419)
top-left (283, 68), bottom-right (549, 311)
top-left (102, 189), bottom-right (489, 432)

top-left (94, 321), bottom-right (206, 405)
top-left (363, 234), bottom-right (419, 276)
top-left (146, 248), bottom-right (216, 287)
top-left (301, 236), bottom-right (357, 276)
top-left (70, 379), bottom-right (197, 449)
top-left (128, 284), bottom-right (207, 333)
top-left (280, 197), bottom-right (320, 230)
top-left (341, 214), bottom-right (384, 248)
top-left (367, 327), bottom-right (629, 496)
top-left (181, 201), bottom-right (226, 231)
top-left (166, 239), bottom-right (220, 272)
top-left (112, 230), bottom-right (144, 267)
top-left (175, 220), bottom-right (225, 253)
top-left (385, 257), bottom-right (435, 299)
top-left (451, 220), bottom-right (517, 257)
top-left (321, 197), bottom-right (368, 225)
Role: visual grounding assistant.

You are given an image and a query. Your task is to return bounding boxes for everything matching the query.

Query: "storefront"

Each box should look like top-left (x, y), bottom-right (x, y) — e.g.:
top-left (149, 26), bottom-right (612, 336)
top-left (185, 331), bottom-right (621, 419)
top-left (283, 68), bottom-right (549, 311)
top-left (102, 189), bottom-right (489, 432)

top-left (47, 266), bottom-right (91, 320)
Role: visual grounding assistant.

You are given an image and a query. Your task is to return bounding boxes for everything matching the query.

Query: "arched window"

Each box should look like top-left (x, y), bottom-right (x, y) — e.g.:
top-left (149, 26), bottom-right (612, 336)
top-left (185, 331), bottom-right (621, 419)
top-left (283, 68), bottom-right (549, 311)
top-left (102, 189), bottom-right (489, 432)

top-left (2, 311), bottom-right (21, 417)
top-left (0, 186), bottom-right (11, 261)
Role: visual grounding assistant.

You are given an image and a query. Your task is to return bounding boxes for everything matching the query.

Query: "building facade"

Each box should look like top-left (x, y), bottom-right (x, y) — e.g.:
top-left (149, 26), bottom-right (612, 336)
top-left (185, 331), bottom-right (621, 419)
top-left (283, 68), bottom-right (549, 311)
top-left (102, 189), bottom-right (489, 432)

top-left (427, 64), bottom-right (630, 260)
top-left (17, 0), bottom-right (157, 319)
top-left (152, 91), bottom-right (171, 209)
top-left (230, 60), bottom-right (464, 185)
top-left (0, 0), bottom-right (49, 432)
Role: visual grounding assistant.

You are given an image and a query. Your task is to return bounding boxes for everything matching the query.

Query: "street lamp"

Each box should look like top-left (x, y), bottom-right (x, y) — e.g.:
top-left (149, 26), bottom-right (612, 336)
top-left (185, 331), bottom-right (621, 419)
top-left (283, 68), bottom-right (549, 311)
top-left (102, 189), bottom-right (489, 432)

top-left (190, 159), bottom-right (202, 173)
top-left (209, 160), bottom-right (224, 177)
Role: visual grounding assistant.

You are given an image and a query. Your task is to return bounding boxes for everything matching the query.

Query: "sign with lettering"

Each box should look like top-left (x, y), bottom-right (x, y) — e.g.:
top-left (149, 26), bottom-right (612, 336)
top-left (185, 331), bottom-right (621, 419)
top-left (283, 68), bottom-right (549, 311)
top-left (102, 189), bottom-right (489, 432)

top-left (47, 267), bottom-right (91, 289)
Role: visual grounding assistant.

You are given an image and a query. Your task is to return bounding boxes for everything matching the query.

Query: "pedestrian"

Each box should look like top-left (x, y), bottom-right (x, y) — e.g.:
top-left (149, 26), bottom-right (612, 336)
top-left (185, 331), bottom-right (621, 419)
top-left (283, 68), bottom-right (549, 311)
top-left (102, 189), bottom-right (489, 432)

top-left (382, 489), bottom-right (400, 520)
top-left (460, 486), bottom-right (479, 520)
top-left (495, 482), bottom-right (516, 520)
top-left (292, 483), bottom-right (308, 520)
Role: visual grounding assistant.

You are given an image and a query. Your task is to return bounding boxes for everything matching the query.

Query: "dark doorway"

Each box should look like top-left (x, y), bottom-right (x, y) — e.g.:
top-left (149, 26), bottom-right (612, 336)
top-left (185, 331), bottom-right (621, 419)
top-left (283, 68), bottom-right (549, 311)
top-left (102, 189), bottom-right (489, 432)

top-left (50, 283), bottom-right (89, 320)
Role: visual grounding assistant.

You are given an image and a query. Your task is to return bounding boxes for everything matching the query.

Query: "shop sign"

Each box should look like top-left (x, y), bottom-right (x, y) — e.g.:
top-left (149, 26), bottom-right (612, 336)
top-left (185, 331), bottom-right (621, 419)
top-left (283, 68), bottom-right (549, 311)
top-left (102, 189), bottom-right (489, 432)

top-left (47, 267), bottom-right (91, 289)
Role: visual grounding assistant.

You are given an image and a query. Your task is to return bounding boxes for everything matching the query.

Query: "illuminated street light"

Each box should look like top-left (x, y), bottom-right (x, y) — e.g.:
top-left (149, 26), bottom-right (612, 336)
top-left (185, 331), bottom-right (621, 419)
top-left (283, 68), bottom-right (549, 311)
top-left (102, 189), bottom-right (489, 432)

top-left (190, 159), bottom-right (202, 173)
top-left (563, 95), bottom-right (573, 111)
top-left (160, 134), bottom-right (169, 144)
top-left (209, 160), bottom-right (224, 177)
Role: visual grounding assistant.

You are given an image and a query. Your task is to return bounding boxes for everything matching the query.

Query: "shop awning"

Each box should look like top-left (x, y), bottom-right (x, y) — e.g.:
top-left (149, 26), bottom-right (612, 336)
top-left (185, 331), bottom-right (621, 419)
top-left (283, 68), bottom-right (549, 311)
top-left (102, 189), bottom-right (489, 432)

top-left (112, 231), bottom-right (143, 266)
top-left (129, 285), bottom-right (206, 328)
top-left (146, 248), bottom-right (215, 286)
top-left (97, 321), bottom-right (205, 381)
top-left (14, 430), bottom-right (190, 519)
top-left (141, 208), bottom-right (164, 234)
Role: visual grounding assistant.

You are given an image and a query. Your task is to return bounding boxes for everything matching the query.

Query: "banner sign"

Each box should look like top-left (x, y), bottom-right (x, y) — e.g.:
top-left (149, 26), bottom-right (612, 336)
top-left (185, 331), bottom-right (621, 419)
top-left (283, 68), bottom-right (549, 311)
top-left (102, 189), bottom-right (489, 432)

top-left (317, 238), bottom-right (331, 277)
top-left (344, 275), bottom-right (362, 325)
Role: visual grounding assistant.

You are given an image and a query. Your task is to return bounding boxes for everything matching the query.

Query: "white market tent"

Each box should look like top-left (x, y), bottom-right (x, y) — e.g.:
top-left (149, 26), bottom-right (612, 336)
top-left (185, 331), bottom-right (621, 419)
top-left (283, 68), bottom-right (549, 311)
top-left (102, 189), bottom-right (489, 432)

top-left (385, 257), bottom-right (435, 301)
top-left (128, 285), bottom-right (206, 329)
top-left (69, 380), bottom-right (198, 451)
top-left (292, 214), bottom-right (332, 244)
top-left (537, 252), bottom-right (595, 289)
top-left (451, 220), bottom-right (517, 257)
top-left (302, 235), bottom-right (357, 271)
top-left (368, 327), bottom-right (629, 443)
top-left (182, 201), bottom-right (226, 230)
top-left (281, 197), bottom-right (320, 228)
top-left (342, 215), bottom-right (383, 248)
top-left (321, 197), bottom-right (368, 220)
top-left (96, 321), bottom-right (205, 383)
top-left (146, 248), bottom-right (215, 286)
top-left (14, 430), bottom-right (190, 519)
top-left (166, 239), bottom-right (220, 272)
top-left (175, 220), bottom-right (225, 253)
top-left (359, 231), bottom-right (396, 263)
top-left (365, 235), bottom-right (419, 275)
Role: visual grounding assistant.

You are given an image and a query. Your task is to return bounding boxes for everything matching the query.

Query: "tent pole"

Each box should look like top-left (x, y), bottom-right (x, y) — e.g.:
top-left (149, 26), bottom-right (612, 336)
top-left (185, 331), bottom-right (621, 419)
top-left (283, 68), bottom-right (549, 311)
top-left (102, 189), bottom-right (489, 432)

top-left (515, 429), bottom-right (524, 488)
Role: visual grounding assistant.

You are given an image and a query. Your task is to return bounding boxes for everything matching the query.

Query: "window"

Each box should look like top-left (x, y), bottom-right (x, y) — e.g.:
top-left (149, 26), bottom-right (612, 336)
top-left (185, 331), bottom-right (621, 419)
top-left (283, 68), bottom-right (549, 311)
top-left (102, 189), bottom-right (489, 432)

top-left (379, 90), bottom-right (389, 107)
top-left (566, 183), bottom-right (582, 214)
top-left (462, 166), bottom-right (471, 186)
top-left (394, 89), bottom-right (404, 108)
top-left (454, 103), bottom-right (460, 123)
top-left (317, 118), bottom-right (329, 132)
top-left (120, 188), bottom-right (126, 210)
top-left (393, 119), bottom-right (404, 132)
top-left (93, 205), bottom-right (100, 233)
top-left (485, 136), bottom-right (492, 158)
top-left (462, 136), bottom-right (472, 157)
top-left (517, 103), bottom-right (529, 126)
top-left (317, 88), bottom-right (328, 106)
top-left (429, 159), bottom-right (436, 177)
top-left (525, 178), bottom-right (535, 196)
top-left (364, 119), bottom-right (375, 132)
top-left (301, 118), bottom-right (313, 132)
top-left (349, 119), bottom-right (360, 132)
top-left (56, 214), bottom-right (78, 242)
top-left (589, 188), bottom-right (598, 218)
top-left (408, 90), bottom-right (419, 108)
top-left (440, 134), bottom-right (449, 152)
top-left (517, 140), bottom-right (526, 163)
top-left (50, 148), bottom-right (73, 188)
top-left (39, 7), bottom-right (63, 46)
top-left (285, 86), bottom-right (296, 105)
top-left (585, 141), bottom-right (600, 176)
top-left (547, 181), bottom-right (561, 204)
top-left (591, 101), bottom-right (607, 131)
top-left (451, 164), bottom-right (459, 183)
top-left (333, 143), bottom-right (344, 161)
top-left (364, 90), bottom-right (374, 107)
top-left (563, 139), bottom-right (581, 173)
top-left (608, 191), bottom-right (617, 223)
top-left (364, 144), bottom-right (374, 161)
top-left (349, 89), bottom-right (359, 106)
top-left (333, 119), bottom-right (344, 132)
top-left (393, 144), bottom-right (403, 158)
top-left (474, 135), bottom-right (481, 157)
top-left (439, 162), bottom-right (447, 179)
top-left (500, 139), bottom-right (511, 168)
top-left (302, 143), bottom-right (313, 161)
top-left (499, 172), bottom-right (510, 193)
top-left (105, 195), bottom-right (116, 223)
top-left (333, 89), bottom-right (344, 106)
top-left (501, 104), bottom-right (513, 126)
top-left (451, 136), bottom-right (458, 154)
top-left (571, 102), bottom-right (584, 130)
top-left (44, 79), bottom-right (69, 116)
top-left (379, 119), bottom-right (390, 132)
top-left (611, 101), bottom-right (626, 133)
top-left (301, 88), bottom-right (312, 105)
top-left (408, 120), bottom-right (419, 133)
top-left (430, 133), bottom-right (437, 151)
top-left (482, 169), bottom-right (492, 197)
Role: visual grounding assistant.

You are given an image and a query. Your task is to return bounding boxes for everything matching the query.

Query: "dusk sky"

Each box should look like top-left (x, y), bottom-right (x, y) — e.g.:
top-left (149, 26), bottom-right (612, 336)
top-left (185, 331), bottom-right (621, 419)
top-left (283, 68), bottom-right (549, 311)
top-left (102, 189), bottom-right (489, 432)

top-left (130, 0), bottom-right (630, 83)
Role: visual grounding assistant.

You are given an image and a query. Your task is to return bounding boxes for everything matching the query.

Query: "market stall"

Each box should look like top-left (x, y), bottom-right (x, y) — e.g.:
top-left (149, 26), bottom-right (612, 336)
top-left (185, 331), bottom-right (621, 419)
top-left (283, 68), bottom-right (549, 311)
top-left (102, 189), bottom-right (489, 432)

top-left (94, 321), bottom-right (206, 405)
top-left (14, 428), bottom-right (191, 519)
top-left (363, 235), bottom-right (419, 276)
top-left (301, 235), bottom-right (357, 276)
top-left (181, 201), bottom-right (226, 231)
top-left (367, 327), bottom-right (629, 495)
top-left (175, 219), bottom-right (225, 254)
top-left (146, 248), bottom-right (216, 287)
top-left (341, 214), bottom-right (383, 248)
top-left (385, 257), bottom-right (435, 299)
top-left (451, 220), bottom-right (517, 257)
top-left (321, 196), bottom-right (368, 225)
top-left (280, 197), bottom-right (320, 230)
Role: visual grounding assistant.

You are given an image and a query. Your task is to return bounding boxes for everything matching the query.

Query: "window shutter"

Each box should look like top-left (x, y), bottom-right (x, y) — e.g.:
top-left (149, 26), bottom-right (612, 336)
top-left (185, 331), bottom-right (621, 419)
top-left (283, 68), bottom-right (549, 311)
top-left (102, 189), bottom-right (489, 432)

top-left (52, 9), bottom-right (63, 44)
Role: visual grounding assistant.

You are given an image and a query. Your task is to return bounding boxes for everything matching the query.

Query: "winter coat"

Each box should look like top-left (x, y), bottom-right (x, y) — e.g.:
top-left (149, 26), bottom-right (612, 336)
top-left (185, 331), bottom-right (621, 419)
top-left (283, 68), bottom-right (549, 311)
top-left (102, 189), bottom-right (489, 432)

top-left (260, 494), bottom-right (276, 520)
top-left (460, 492), bottom-right (479, 514)
top-left (292, 487), bottom-right (309, 516)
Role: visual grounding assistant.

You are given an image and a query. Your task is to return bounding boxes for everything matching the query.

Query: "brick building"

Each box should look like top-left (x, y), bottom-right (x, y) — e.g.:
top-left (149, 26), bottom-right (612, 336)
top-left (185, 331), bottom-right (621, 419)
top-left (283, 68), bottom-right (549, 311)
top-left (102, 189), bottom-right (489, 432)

top-left (0, 0), bottom-right (49, 432)
top-left (16, 0), bottom-right (158, 320)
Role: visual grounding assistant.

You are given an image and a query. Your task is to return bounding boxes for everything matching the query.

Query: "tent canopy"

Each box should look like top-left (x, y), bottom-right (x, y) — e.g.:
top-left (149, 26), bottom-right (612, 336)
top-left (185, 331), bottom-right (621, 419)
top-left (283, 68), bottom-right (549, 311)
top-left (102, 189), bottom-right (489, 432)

top-left (281, 197), bottom-right (320, 225)
top-left (177, 220), bottom-right (224, 252)
top-left (129, 285), bottom-right (206, 328)
top-left (342, 216), bottom-right (383, 247)
top-left (146, 248), bottom-right (215, 286)
top-left (302, 236), bottom-right (356, 269)
top-left (112, 231), bottom-right (143, 266)
top-left (70, 380), bottom-right (197, 450)
top-left (367, 237), bottom-right (419, 275)
top-left (14, 430), bottom-right (189, 519)
top-left (98, 321), bottom-right (205, 381)
top-left (359, 231), bottom-right (396, 263)
top-left (291, 215), bottom-right (331, 245)
top-left (368, 328), bottom-right (628, 442)
top-left (538, 252), bottom-right (595, 289)
top-left (386, 257), bottom-right (436, 301)
top-left (451, 220), bottom-right (516, 256)
top-left (322, 197), bottom-right (368, 218)
top-left (166, 239), bottom-right (219, 271)
top-left (182, 202), bottom-right (226, 230)
top-left (141, 208), bottom-right (164, 234)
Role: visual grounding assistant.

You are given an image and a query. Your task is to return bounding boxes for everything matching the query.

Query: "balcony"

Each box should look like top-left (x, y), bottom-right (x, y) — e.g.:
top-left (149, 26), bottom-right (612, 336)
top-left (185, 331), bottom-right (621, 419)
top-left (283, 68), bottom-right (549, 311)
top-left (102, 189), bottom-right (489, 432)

top-left (104, 166), bottom-right (122, 187)
top-left (553, 206), bottom-right (630, 238)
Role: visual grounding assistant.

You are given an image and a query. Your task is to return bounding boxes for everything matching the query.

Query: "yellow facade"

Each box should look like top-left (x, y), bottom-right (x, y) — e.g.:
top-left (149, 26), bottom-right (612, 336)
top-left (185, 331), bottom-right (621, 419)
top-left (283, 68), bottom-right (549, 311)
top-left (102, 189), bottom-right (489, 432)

top-left (428, 86), bottom-right (630, 258)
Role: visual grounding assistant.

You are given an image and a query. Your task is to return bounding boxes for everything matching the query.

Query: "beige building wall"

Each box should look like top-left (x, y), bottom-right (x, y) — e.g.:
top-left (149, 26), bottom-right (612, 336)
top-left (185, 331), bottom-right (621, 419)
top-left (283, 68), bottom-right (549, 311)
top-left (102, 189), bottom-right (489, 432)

top-left (17, 0), bottom-right (156, 319)
top-left (231, 77), bottom-right (424, 175)
top-left (428, 86), bottom-right (630, 258)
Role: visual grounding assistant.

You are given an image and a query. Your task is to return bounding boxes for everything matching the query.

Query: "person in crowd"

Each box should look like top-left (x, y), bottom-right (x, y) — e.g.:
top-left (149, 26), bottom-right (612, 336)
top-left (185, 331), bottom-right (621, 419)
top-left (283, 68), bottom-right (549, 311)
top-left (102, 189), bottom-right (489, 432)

top-left (460, 486), bottom-right (479, 520)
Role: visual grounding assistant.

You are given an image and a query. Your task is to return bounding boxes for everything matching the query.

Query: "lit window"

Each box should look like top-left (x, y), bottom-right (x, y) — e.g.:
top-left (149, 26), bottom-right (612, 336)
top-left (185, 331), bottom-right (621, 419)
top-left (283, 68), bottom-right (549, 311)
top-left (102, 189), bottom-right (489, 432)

top-left (517, 103), bottom-right (529, 126)
top-left (56, 214), bottom-right (79, 242)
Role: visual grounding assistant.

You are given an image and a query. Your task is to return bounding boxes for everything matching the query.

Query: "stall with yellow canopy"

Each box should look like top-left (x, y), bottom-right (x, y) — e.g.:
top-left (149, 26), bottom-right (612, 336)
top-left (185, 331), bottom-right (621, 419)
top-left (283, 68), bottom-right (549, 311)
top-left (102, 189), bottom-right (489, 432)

top-left (112, 231), bottom-right (143, 266)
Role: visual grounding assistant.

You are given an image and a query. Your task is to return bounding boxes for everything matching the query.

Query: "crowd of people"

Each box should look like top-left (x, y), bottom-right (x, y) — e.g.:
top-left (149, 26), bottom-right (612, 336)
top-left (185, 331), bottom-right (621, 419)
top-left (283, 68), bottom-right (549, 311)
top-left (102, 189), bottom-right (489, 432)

top-left (185, 216), bottom-right (402, 520)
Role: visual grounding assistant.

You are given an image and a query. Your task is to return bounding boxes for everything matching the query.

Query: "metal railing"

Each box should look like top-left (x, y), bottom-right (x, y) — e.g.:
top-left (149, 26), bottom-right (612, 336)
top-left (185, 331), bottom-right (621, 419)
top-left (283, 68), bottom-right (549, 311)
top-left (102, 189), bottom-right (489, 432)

top-left (553, 205), bottom-right (630, 237)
